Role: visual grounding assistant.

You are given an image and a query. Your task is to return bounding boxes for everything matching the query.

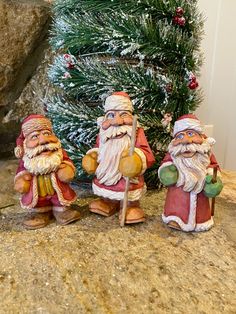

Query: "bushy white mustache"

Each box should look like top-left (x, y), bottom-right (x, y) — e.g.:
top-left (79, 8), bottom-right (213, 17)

top-left (168, 140), bottom-right (211, 157)
top-left (23, 149), bottom-right (63, 175)
top-left (24, 142), bottom-right (61, 159)
top-left (100, 125), bottom-right (132, 144)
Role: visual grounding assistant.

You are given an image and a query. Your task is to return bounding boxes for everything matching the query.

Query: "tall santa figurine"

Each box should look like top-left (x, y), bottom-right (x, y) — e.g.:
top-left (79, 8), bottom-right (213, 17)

top-left (158, 114), bottom-right (223, 232)
top-left (82, 92), bottom-right (155, 224)
top-left (14, 114), bottom-right (80, 229)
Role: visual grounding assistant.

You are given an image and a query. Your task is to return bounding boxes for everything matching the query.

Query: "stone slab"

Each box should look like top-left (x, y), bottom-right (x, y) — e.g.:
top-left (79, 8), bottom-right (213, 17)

top-left (0, 160), bottom-right (235, 313)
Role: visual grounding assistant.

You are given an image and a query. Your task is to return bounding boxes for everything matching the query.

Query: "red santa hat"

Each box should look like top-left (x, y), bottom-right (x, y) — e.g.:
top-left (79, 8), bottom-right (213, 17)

top-left (173, 114), bottom-right (203, 137)
top-left (14, 114), bottom-right (52, 159)
top-left (104, 91), bottom-right (134, 113)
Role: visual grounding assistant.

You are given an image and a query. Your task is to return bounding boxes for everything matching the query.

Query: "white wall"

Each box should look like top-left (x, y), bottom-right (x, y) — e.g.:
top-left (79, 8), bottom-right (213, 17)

top-left (196, 0), bottom-right (236, 170)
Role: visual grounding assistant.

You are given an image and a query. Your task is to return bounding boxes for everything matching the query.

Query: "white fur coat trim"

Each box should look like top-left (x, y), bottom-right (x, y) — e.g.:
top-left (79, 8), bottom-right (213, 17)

top-left (195, 217), bottom-right (214, 232)
top-left (92, 182), bottom-right (146, 201)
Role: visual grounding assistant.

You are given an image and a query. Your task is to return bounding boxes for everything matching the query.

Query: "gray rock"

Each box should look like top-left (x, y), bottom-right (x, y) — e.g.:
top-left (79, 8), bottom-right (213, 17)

top-left (0, 0), bottom-right (50, 107)
top-left (0, 0), bottom-right (51, 157)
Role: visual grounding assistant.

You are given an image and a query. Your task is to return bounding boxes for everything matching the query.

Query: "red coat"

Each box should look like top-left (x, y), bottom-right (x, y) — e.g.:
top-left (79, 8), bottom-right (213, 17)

top-left (15, 150), bottom-right (77, 210)
top-left (90, 128), bottom-right (155, 201)
top-left (159, 152), bottom-right (219, 232)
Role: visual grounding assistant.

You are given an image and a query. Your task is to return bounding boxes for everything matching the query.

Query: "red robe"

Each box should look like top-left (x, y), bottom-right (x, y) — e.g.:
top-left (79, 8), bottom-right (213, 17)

top-left (89, 128), bottom-right (155, 201)
top-left (15, 150), bottom-right (77, 210)
top-left (159, 152), bottom-right (219, 232)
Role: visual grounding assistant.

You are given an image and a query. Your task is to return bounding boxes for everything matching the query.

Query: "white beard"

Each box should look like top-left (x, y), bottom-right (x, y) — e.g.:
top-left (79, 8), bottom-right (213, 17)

top-left (168, 139), bottom-right (212, 194)
top-left (96, 125), bottom-right (132, 186)
top-left (23, 142), bottom-right (63, 175)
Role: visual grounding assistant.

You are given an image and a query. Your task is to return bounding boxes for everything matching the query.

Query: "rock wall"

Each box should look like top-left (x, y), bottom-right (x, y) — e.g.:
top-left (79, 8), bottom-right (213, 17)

top-left (0, 0), bottom-right (51, 157)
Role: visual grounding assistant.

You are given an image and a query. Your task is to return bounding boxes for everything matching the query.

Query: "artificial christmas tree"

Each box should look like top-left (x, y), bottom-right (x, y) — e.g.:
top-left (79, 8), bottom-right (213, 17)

top-left (47, 0), bottom-right (204, 187)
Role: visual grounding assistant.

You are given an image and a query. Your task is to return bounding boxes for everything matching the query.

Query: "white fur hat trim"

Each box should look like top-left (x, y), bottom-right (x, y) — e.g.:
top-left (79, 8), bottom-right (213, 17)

top-left (104, 95), bottom-right (133, 113)
top-left (173, 118), bottom-right (203, 136)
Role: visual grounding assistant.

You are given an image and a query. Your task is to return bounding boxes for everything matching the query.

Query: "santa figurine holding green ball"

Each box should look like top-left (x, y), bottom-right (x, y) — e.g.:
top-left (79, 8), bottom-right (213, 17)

top-left (158, 114), bottom-right (223, 232)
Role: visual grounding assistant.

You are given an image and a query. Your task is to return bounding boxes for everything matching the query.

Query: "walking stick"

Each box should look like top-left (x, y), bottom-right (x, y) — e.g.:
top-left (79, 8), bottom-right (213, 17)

top-left (211, 167), bottom-right (218, 216)
top-left (120, 115), bottom-right (138, 227)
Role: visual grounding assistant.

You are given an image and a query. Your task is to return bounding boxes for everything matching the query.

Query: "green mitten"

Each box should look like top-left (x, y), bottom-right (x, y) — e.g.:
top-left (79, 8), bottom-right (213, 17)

top-left (159, 164), bottom-right (178, 186)
top-left (204, 175), bottom-right (223, 198)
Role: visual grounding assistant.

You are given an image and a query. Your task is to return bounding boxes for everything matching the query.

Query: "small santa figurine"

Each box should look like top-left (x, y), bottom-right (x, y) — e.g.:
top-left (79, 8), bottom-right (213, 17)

top-left (158, 114), bottom-right (223, 232)
top-left (14, 114), bottom-right (80, 229)
top-left (82, 92), bottom-right (155, 224)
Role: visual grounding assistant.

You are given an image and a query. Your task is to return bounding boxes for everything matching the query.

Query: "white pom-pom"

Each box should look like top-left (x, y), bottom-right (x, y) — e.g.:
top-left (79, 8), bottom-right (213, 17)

top-left (206, 137), bottom-right (216, 146)
top-left (14, 146), bottom-right (24, 159)
top-left (97, 116), bottom-right (104, 127)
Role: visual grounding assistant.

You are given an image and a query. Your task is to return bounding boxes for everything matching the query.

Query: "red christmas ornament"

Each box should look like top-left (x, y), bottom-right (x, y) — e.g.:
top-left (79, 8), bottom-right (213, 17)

top-left (63, 54), bottom-right (71, 60)
top-left (188, 81), bottom-right (199, 90)
top-left (66, 62), bottom-right (75, 69)
top-left (63, 72), bottom-right (72, 79)
top-left (177, 16), bottom-right (186, 26)
top-left (173, 16), bottom-right (186, 26)
top-left (176, 7), bottom-right (184, 17)
top-left (190, 75), bottom-right (196, 82)
top-left (172, 16), bottom-right (180, 25)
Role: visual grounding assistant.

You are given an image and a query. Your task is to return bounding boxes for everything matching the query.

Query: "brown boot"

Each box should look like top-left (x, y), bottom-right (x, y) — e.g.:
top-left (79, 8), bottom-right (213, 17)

top-left (23, 212), bottom-right (53, 230)
top-left (167, 221), bottom-right (181, 230)
top-left (53, 208), bottom-right (80, 225)
top-left (89, 198), bottom-right (120, 217)
top-left (119, 201), bottom-right (145, 224)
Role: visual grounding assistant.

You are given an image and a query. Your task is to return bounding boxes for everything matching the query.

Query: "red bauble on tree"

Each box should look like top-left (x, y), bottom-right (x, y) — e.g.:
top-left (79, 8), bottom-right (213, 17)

top-left (172, 16), bottom-right (180, 25)
top-left (188, 81), bottom-right (199, 90)
top-left (187, 72), bottom-right (199, 89)
top-left (66, 62), bottom-right (75, 69)
top-left (63, 54), bottom-right (75, 69)
top-left (176, 7), bottom-right (184, 17)
top-left (173, 7), bottom-right (186, 26)
top-left (173, 16), bottom-right (186, 26)
top-left (177, 16), bottom-right (186, 26)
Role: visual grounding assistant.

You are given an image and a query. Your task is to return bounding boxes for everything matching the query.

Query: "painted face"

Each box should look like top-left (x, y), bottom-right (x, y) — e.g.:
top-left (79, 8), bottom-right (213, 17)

top-left (25, 129), bottom-right (59, 156)
top-left (172, 129), bottom-right (204, 158)
top-left (101, 110), bottom-right (133, 130)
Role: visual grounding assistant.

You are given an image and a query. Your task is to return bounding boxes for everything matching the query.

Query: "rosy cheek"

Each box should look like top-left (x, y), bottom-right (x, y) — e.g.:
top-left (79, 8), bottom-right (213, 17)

top-left (193, 136), bottom-right (203, 144)
top-left (25, 139), bottom-right (38, 148)
top-left (102, 120), bottom-right (111, 130)
top-left (172, 139), bottom-right (181, 146)
top-left (123, 117), bottom-right (133, 125)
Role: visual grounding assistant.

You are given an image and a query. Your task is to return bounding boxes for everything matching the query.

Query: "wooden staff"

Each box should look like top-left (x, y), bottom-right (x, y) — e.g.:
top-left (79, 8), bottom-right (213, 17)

top-left (211, 167), bottom-right (218, 216)
top-left (120, 115), bottom-right (138, 227)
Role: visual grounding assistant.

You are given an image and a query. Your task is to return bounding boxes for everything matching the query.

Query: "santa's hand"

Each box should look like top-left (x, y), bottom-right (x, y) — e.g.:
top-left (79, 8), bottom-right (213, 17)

top-left (14, 173), bottom-right (32, 194)
top-left (57, 163), bottom-right (75, 183)
top-left (159, 165), bottom-right (178, 186)
top-left (82, 152), bottom-right (98, 175)
top-left (119, 150), bottom-right (143, 178)
top-left (203, 175), bottom-right (223, 198)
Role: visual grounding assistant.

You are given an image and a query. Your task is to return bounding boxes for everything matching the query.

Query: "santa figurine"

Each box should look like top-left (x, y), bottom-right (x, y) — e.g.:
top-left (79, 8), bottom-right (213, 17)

top-left (14, 114), bottom-right (80, 229)
top-left (158, 114), bottom-right (223, 232)
top-left (82, 91), bottom-right (155, 224)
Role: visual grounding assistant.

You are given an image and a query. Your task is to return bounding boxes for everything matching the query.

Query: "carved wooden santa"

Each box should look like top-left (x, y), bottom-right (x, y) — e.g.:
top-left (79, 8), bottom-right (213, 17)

top-left (82, 92), bottom-right (155, 224)
top-left (14, 114), bottom-right (80, 229)
top-left (158, 114), bottom-right (223, 232)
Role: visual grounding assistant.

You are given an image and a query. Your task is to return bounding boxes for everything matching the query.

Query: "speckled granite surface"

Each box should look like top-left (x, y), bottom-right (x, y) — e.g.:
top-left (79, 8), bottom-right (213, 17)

top-left (0, 160), bottom-right (235, 314)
